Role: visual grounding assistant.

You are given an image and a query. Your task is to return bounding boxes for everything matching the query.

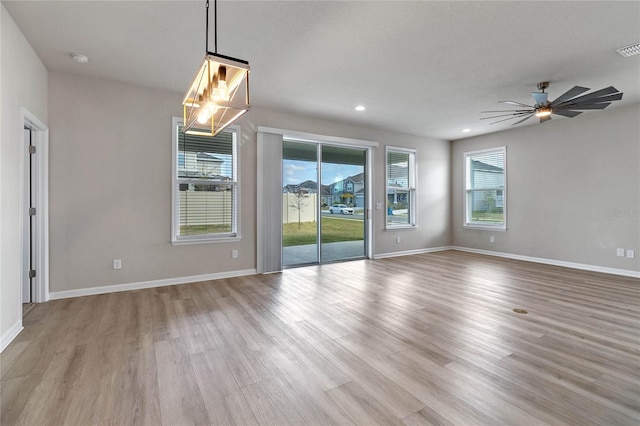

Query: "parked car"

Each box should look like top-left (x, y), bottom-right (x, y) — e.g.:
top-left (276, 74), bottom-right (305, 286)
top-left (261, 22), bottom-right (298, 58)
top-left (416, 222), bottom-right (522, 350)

top-left (329, 204), bottom-right (354, 214)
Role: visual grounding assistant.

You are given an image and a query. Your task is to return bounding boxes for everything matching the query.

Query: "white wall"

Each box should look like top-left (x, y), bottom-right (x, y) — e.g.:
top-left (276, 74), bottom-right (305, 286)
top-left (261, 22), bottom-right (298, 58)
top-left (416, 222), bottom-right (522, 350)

top-left (451, 104), bottom-right (640, 274)
top-left (47, 71), bottom-right (451, 294)
top-left (0, 5), bottom-right (48, 348)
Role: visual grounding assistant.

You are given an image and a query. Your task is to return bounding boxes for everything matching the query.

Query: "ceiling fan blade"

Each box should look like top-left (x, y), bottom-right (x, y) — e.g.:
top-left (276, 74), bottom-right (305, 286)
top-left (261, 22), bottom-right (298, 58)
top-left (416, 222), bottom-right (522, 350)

top-left (554, 86), bottom-right (620, 107)
top-left (539, 115), bottom-right (552, 123)
top-left (561, 102), bottom-right (611, 110)
top-left (480, 112), bottom-right (531, 120)
top-left (581, 92), bottom-right (623, 103)
top-left (499, 101), bottom-right (534, 108)
top-left (552, 109), bottom-right (582, 118)
top-left (556, 93), bottom-right (623, 109)
top-left (511, 114), bottom-right (535, 126)
top-left (550, 86), bottom-right (590, 104)
top-left (481, 109), bottom-right (533, 113)
top-left (489, 114), bottom-right (533, 125)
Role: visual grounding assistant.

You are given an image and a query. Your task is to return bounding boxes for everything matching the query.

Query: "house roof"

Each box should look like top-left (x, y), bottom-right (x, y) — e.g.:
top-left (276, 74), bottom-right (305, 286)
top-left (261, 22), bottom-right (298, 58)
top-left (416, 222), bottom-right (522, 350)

top-left (4, 1), bottom-right (639, 141)
top-left (283, 180), bottom-right (330, 195)
top-left (197, 153), bottom-right (223, 163)
top-left (471, 160), bottom-right (503, 173)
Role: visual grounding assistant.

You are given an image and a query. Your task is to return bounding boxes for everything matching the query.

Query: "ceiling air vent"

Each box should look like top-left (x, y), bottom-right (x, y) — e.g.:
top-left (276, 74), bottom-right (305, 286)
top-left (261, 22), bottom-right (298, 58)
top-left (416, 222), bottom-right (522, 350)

top-left (616, 43), bottom-right (640, 57)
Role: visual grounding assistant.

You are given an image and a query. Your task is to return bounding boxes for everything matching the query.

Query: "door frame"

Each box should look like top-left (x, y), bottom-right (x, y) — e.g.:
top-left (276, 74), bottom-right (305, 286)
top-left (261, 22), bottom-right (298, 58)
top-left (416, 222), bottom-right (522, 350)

top-left (21, 108), bottom-right (49, 303)
top-left (283, 139), bottom-right (371, 265)
top-left (257, 126), bottom-right (378, 272)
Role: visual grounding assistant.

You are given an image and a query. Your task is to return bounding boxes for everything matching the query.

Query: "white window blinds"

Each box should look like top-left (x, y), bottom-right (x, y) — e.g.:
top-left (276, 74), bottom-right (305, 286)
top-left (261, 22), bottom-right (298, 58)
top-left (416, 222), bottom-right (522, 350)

top-left (465, 147), bottom-right (506, 228)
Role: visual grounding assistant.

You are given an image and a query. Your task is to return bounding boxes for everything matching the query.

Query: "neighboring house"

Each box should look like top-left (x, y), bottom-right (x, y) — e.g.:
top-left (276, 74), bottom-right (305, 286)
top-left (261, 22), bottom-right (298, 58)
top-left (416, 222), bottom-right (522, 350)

top-left (386, 164), bottom-right (410, 207)
top-left (179, 152), bottom-right (229, 191)
top-left (283, 180), bottom-right (331, 205)
top-left (328, 173), bottom-right (364, 206)
top-left (179, 152), bottom-right (224, 178)
top-left (283, 180), bottom-right (319, 194)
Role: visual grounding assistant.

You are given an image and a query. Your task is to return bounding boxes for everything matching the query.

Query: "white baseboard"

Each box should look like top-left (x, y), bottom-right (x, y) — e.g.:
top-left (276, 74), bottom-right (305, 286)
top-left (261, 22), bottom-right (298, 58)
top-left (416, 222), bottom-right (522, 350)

top-left (48, 269), bottom-right (258, 300)
top-left (451, 246), bottom-right (640, 278)
top-left (373, 246), bottom-right (452, 260)
top-left (1, 320), bottom-right (23, 353)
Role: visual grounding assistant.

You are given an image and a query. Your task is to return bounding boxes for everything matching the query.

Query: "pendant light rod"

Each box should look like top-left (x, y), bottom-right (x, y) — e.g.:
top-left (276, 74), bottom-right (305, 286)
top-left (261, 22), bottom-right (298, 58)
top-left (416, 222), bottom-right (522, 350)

top-left (214, 0), bottom-right (218, 54)
top-left (205, 0), bottom-right (209, 53)
top-left (204, 0), bottom-right (219, 54)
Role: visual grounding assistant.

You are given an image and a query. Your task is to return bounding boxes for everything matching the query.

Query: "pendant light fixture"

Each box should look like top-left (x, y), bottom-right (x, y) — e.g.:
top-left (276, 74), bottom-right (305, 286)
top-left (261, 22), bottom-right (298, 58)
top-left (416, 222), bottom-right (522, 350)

top-left (182, 0), bottom-right (250, 136)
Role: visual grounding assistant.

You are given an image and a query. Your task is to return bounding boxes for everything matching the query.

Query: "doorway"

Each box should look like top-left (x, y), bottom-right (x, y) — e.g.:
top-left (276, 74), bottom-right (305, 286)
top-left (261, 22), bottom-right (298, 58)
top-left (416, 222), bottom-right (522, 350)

top-left (22, 128), bottom-right (34, 307)
top-left (282, 140), bottom-right (367, 267)
top-left (21, 109), bottom-right (49, 306)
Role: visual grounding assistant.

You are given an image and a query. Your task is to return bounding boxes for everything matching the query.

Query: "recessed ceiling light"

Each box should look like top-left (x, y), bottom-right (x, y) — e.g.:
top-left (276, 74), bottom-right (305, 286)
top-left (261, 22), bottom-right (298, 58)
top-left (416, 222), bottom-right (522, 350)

top-left (462, 128), bottom-right (471, 133)
top-left (616, 43), bottom-right (640, 57)
top-left (71, 53), bottom-right (89, 64)
top-left (355, 105), bottom-right (366, 111)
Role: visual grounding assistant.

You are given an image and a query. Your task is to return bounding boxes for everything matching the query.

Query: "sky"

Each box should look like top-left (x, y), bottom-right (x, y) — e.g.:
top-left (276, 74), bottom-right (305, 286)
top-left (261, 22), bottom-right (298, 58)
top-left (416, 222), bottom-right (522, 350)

top-left (283, 159), bottom-right (364, 186)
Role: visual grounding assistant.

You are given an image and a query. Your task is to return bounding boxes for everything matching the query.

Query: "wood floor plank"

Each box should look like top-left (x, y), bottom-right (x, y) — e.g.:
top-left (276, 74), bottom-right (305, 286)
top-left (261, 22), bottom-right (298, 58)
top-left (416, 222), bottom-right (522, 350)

top-left (326, 381), bottom-right (405, 426)
top-left (17, 344), bottom-right (90, 425)
top-left (2, 250), bottom-right (639, 425)
top-left (190, 349), bottom-right (259, 425)
top-left (154, 338), bottom-right (210, 425)
top-left (112, 334), bottom-right (162, 426)
top-left (258, 345), bottom-right (355, 425)
top-left (241, 378), bottom-right (307, 425)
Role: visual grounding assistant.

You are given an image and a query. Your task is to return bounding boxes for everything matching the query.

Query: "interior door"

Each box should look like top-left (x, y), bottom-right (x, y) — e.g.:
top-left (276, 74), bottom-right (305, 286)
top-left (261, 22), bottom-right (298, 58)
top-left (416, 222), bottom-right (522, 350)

top-left (22, 128), bottom-right (33, 304)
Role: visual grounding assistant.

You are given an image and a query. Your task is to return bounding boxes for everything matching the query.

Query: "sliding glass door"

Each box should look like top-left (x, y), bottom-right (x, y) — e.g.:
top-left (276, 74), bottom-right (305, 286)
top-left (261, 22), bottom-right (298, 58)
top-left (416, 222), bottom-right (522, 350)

top-left (282, 141), bottom-right (367, 267)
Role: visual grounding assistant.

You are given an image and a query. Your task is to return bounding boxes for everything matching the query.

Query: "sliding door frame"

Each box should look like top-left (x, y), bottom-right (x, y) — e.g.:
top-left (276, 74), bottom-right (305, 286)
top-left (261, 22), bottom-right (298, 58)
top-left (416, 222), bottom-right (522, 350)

top-left (257, 126), bottom-right (378, 272)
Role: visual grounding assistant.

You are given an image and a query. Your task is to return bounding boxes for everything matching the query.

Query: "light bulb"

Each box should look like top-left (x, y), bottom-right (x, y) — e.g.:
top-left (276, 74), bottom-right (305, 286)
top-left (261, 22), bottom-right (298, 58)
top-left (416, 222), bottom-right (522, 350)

top-left (218, 80), bottom-right (229, 101)
top-left (197, 109), bottom-right (210, 124)
top-left (196, 101), bottom-right (218, 124)
top-left (211, 81), bottom-right (229, 102)
top-left (535, 106), bottom-right (552, 117)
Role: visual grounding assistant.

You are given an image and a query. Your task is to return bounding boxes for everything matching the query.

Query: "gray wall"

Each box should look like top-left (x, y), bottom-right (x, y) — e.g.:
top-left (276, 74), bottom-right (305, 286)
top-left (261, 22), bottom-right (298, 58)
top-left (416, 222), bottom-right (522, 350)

top-left (48, 71), bottom-right (450, 294)
top-left (451, 103), bottom-right (640, 273)
top-left (1, 5), bottom-right (48, 344)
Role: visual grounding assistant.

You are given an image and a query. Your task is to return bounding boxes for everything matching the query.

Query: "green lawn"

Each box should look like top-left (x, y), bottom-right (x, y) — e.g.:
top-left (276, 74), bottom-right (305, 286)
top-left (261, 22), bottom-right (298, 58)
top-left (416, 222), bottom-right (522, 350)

top-left (180, 224), bottom-right (231, 235)
top-left (471, 211), bottom-right (504, 222)
top-left (283, 217), bottom-right (364, 247)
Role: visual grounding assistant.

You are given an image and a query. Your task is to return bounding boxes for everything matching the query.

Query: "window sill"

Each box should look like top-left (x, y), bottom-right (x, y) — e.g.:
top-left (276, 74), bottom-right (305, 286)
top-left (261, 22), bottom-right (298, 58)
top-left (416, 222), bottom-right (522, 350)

top-left (171, 235), bottom-right (241, 246)
top-left (463, 224), bottom-right (506, 232)
top-left (386, 224), bottom-right (418, 231)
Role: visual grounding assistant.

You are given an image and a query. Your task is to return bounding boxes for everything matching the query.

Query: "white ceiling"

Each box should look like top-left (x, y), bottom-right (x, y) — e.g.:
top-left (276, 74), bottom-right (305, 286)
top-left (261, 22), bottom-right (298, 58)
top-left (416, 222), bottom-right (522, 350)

top-left (3, 0), bottom-right (639, 141)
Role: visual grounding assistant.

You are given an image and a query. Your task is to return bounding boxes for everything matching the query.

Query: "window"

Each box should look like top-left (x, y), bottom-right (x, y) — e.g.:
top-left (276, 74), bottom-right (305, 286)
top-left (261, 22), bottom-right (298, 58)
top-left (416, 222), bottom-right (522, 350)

top-left (386, 146), bottom-right (416, 228)
top-left (465, 147), bottom-right (506, 229)
top-left (172, 117), bottom-right (240, 244)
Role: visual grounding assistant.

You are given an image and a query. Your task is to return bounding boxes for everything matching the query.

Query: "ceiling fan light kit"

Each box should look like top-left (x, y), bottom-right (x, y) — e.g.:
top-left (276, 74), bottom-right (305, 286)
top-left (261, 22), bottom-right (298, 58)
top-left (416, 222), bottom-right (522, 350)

top-left (481, 81), bottom-right (623, 126)
top-left (182, 0), bottom-right (250, 136)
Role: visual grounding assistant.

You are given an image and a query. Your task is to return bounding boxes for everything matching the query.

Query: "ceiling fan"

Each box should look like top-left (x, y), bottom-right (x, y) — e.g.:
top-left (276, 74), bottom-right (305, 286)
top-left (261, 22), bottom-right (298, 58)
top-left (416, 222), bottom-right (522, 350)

top-left (481, 82), bottom-right (624, 126)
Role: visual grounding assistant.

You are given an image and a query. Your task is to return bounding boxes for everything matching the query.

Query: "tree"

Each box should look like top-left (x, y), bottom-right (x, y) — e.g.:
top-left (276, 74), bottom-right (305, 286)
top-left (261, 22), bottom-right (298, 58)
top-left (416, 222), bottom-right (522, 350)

top-left (341, 192), bottom-right (355, 206)
top-left (289, 189), bottom-right (309, 229)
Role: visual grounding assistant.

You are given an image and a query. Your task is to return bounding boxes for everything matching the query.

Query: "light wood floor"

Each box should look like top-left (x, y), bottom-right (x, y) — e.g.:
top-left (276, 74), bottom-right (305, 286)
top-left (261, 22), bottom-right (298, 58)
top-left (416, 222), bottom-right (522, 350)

top-left (2, 250), bottom-right (639, 425)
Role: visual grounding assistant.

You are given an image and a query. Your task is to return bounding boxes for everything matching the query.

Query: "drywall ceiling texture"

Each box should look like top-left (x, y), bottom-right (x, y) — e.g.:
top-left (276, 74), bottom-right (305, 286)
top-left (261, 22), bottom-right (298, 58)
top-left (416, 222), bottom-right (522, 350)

top-left (1, 4), bottom-right (48, 345)
top-left (47, 71), bottom-right (450, 295)
top-left (451, 103), bottom-right (640, 275)
top-left (3, 1), bottom-right (640, 141)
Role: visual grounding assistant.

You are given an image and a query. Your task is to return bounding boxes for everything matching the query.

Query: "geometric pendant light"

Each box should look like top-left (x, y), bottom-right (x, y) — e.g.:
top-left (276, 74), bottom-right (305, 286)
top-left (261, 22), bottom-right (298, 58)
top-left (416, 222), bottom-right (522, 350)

top-left (183, 0), bottom-right (250, 136)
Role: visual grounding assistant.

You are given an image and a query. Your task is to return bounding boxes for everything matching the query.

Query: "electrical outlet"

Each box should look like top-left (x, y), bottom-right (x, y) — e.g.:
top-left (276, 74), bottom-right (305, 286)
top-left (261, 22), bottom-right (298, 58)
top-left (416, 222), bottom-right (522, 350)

top-left (616, 248), bottom-right (625, 257)
top-left (375, 202), bottom-right (382, 210)
top-left (232, 250), bottom-right (238, 259)
top-left (490, 236), bottom-right (495, 243)
top-left (626, 249), bottom-right (635, 259)
top-left (395, 236), bottom-right (401, 244)
top-left (113, 259), bottom-right (122, 269)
